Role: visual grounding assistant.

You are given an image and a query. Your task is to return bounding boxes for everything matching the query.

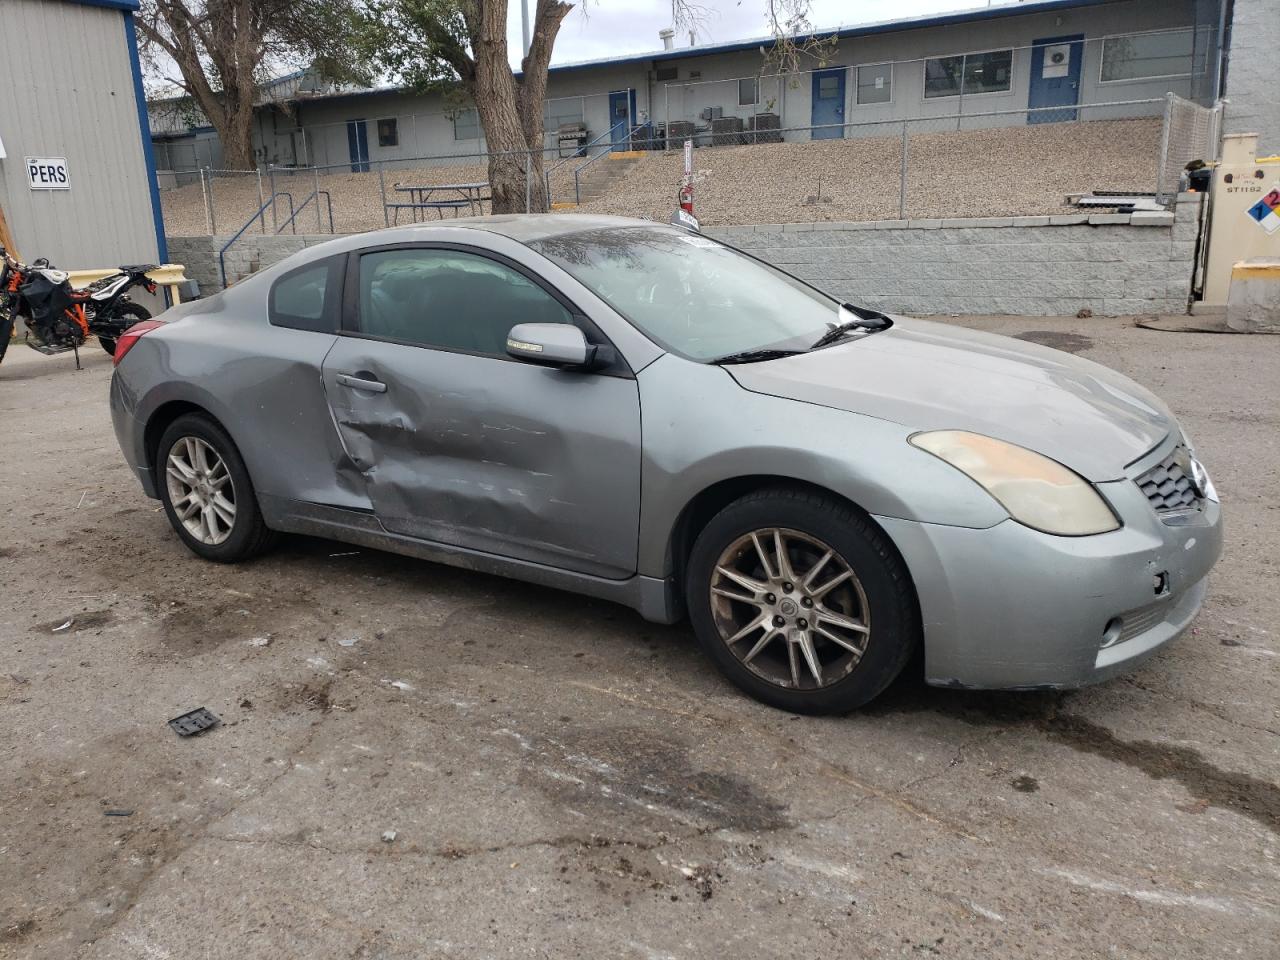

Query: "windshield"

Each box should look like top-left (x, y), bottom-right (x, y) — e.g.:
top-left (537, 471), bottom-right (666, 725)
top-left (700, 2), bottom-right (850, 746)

top-left (530, 226), bottom-right (844, 361)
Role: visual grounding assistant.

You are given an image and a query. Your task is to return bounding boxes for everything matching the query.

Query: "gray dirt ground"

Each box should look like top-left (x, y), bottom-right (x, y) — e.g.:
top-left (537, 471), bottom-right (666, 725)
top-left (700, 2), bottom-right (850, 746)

top-left (1, 315), bottom-right (1277, 959)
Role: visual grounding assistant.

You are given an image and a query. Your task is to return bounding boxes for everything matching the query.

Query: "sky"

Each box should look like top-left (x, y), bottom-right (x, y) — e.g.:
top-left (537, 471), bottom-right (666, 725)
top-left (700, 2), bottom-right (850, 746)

top-left (143, 0), bottom-right (1012, 93)
top-left (522, 0), bottom-right (1010, 66)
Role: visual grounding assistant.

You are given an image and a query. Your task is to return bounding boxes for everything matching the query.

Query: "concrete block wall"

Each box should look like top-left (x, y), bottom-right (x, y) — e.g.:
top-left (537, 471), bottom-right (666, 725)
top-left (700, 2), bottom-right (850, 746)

top-left (167, 194), bottom-right (1202, 315)
top-left (167, 234), bottom-right (329, 292)
top-left (708, 194), bottom-right (1202, 316)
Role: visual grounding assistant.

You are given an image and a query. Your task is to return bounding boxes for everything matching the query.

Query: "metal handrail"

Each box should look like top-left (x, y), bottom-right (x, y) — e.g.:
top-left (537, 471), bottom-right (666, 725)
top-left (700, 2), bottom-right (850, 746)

top-left (276, 189), bottom-right (335, 235)
top-left (218, 192), bottom-right (294, 288)
top-left (543, 120), bottom-right (627, 205)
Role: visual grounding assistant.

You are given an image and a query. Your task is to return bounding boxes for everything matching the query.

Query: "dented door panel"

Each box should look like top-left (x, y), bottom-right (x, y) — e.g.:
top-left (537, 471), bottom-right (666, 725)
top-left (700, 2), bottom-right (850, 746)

top-left (321, 337), bottom-right (642, 579)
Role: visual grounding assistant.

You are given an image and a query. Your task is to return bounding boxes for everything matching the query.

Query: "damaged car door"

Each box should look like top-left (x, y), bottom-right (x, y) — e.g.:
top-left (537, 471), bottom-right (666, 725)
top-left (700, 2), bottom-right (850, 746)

top-left (321, 244), bottom-right (641, 579)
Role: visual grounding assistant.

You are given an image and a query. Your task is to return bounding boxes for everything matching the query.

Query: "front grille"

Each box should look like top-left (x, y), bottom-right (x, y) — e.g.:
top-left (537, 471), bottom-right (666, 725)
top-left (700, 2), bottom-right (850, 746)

top-left (1135, 447), bottom-right (1202, 513)
top-left (1118, 600), bottom-right (1171, 643)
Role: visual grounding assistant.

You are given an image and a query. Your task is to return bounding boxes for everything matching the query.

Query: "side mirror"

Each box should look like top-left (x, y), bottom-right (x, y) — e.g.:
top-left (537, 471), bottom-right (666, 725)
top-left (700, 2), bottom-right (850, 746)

top-left (506, 323), bottom-right (596, 369)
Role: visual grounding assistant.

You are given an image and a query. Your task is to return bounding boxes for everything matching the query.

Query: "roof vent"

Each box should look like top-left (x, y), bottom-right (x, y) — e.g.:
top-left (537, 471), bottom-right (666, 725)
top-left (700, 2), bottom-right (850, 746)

top-left (659, 28), bottom-right (674, 50)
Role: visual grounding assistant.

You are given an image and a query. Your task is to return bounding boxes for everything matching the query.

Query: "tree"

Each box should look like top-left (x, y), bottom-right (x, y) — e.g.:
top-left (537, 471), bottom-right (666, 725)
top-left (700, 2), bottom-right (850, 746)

top-left (356, 0), bottom-right (823, 215)
top-left (136, 0), bottom-right (364, 170)
top-left (353, 0), bottom-right (571, 215)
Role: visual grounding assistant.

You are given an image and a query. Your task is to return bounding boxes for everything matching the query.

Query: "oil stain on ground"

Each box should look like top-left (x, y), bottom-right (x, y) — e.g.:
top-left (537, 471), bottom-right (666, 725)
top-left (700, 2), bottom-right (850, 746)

top-left (869, 686), bottom-right (1280, 835)
top-left (1040, 712), bottom-right (1280, 835)
top-left (520, 725), bottom-right (790, 833)
top-left (1013, 331), bottom-right (1094, 354)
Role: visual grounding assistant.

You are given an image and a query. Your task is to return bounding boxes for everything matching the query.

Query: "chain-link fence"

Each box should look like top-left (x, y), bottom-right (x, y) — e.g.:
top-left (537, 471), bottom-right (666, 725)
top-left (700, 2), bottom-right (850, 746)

top-left (1155, 93), bottom-right (1223, 201)
top-left (560, 101), bottom-right (1174, 225)
top-left (158, 95), bottom-right (1222, 239)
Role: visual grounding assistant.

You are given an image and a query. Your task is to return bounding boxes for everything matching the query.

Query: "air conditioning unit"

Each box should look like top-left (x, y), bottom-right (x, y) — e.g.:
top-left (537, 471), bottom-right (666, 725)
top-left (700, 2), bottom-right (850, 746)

top-left (700, 106), bottom-right (723, 122)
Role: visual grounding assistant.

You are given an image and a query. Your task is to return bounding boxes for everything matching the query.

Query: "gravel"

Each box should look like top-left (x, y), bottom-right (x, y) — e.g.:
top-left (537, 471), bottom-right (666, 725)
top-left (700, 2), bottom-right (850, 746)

top-left (161, 118), bottom-right (1162, 236)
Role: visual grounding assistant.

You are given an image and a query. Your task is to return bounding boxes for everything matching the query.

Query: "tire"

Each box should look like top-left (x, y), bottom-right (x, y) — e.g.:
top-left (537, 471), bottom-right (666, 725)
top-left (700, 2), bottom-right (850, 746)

top-left (155, 413), bottom-right (276, 562)
top-left (685, 486), bottom-right (919, 714)
top-left (0, 311), bottom-right (12, 365)
top-left (98, 302), bottom-right (151, 356)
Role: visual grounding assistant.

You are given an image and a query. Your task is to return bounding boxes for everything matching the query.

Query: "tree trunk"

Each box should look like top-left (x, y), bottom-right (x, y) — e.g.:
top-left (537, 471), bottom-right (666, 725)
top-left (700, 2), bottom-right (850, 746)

top-left (464, 0), bottom-right (567, 213)
top-left (472, 90), bottom-right (537, 214)
top-left (219, 103), bottom-right (257, 171)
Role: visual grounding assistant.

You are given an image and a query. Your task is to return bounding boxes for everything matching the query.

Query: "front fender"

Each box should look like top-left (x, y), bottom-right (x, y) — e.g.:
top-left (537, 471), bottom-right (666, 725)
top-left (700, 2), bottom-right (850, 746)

top-left (636, 356), bottom-right (1008, 578)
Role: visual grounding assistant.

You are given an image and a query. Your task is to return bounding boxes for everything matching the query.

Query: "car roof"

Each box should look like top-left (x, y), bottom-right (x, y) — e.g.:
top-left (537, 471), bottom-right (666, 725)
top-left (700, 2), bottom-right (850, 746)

top-left (363, 214), bottom-right (661, 245)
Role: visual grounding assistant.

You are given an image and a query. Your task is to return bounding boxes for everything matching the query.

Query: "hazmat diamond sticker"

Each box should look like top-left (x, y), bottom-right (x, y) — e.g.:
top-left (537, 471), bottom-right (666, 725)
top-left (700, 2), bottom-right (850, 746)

top-left (1246, 186), bottom-right (1280, 234)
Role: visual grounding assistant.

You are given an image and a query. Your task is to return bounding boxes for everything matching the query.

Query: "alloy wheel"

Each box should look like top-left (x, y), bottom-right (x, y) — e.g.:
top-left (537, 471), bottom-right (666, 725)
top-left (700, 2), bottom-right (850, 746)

top-left (165, 436), bottom-right (236, 545)
top-left (708, 527), bottom-right (870, 690)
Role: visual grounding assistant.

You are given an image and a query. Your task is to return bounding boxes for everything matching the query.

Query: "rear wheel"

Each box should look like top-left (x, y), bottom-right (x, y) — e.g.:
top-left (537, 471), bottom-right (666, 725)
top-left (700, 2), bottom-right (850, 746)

top-left (0, 307), bottom-right (13, 364)
top-left (686, 487), bottom-right (919, 714)
top-left (98, 302), bottom-right (151, 356)
top-left (156, 413), bottom-right (275, 562)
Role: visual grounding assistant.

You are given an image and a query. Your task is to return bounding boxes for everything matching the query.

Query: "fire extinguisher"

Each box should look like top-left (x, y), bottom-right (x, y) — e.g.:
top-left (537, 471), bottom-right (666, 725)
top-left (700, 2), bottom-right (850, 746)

top-left (679, 180), bottom-right (694, 214)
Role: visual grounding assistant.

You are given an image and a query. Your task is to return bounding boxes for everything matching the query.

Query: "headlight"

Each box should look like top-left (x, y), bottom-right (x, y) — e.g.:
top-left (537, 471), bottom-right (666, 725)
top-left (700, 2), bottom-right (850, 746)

top-left (909, 430), bottom-right (1120, 536)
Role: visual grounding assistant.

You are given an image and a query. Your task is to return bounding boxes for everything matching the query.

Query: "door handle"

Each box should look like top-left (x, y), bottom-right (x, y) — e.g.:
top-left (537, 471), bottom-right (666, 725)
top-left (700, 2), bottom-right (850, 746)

top-left (336, 373), bottom-right (387, 393)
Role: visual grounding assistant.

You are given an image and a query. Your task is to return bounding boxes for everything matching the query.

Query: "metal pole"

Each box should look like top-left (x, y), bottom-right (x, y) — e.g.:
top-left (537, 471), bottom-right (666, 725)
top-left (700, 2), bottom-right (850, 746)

top-left (380, 164), bottom-right (389, 227)
top-left (1155, 91), bottom-right (1174, 204)
top-left (207, 169), bottom-right (218, 235)
top-left (268, 165), bottom-right (278, 233)
top-left (525, 151), bottom-right (532, 213)
top-left (664, 85), bottom-right (670, 151)
top-left (521, 0), bottom-right (531, 58)
top-left (256, 169), bottom-right (265, 233)
top-left (314, 166), bottom-right (322, 232)
top-left (200, 168), bottom-right (212, 235)
top-left (899, 121), bottom-right (909, 221)
top-left (957, 54), bottom-right (966, 132)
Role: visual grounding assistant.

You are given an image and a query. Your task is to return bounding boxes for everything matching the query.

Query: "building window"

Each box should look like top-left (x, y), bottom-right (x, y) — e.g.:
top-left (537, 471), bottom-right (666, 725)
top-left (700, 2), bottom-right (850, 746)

top-left (924, 50), bottom-right (1013, 98)
top-left (738, 77), bottom-right (758, 106)
top-left (856, 63), bottom-right (891, 104)
top-left (655, 65), bottom-right (677, 82)
top-left (377, 118), bottom-right (398, 147)
top-left (1100, 29), bottom-right (1194, 82)
top-left (544, 98), bottom-right (585, 133)
top-left (453, 108), bottom-right (479, 141)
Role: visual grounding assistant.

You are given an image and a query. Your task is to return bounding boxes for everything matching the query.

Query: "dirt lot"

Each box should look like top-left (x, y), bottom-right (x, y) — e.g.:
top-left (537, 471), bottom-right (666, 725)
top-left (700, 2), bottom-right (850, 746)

top-left (161, 118), bottom-right (1162, 235)
top-left (1, 316), bottom-right (1278, 959)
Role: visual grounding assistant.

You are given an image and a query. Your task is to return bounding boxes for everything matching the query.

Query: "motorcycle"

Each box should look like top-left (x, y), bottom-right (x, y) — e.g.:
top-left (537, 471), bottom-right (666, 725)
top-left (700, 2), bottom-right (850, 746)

top-left (1, 244), bottom-right (158, 367)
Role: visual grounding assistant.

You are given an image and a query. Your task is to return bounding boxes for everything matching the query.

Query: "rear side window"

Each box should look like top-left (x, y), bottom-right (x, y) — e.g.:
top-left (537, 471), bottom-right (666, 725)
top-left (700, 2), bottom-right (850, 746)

top-left (269, 257), bottom-right (342, 333)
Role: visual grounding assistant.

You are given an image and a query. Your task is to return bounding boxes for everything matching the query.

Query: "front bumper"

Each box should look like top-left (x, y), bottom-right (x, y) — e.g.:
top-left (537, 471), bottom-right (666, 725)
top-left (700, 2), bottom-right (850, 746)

top-left (876, 471), bottom-right (1223, 690)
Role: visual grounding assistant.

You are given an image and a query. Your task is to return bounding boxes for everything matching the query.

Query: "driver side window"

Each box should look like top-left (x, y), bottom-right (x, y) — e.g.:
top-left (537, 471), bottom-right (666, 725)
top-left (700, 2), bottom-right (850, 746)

top-left (357, 248), bottom-right (574, 356)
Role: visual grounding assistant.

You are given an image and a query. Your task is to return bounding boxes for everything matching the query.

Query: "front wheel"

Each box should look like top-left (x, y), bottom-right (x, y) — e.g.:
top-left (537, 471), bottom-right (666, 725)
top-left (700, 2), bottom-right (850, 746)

top-left (686, 487), bottom-right (920, 714)
top-left (156, 413), bottom-right (276, 562)
top-left (97, 302), bottom-right (151, 356)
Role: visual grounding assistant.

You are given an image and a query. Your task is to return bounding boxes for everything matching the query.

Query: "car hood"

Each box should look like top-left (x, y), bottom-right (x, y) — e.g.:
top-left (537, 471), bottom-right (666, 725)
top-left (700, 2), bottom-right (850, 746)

top-left (727, 317), bottom-right (1173, 481)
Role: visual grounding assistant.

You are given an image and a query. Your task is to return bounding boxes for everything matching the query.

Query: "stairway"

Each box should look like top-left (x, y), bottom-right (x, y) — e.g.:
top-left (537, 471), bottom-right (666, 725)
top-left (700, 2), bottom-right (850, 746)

top-left (566, 152), bottom-right (643, 205)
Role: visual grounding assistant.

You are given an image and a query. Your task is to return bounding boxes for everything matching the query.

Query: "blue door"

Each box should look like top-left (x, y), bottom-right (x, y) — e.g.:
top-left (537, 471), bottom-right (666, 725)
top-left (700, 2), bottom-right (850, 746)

top-left (810, 69), bottom-right (846, 140)
top-left (608, 91), bottom-right (631, 150)
top-left (347, 119), bottom-right (370, 172)
top-left (1028, 35), bottom-right (1083, 123)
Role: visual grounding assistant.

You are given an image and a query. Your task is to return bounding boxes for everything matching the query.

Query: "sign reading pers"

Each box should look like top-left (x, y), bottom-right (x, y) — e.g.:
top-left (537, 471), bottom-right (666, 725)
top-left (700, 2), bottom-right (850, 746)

top-left (26, 157), bottom-right (70, 190)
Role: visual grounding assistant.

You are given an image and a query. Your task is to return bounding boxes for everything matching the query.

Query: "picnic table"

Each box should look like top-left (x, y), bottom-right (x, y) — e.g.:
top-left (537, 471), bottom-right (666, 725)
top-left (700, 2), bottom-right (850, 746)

top-left (387, 182), bottom-right (491, 223)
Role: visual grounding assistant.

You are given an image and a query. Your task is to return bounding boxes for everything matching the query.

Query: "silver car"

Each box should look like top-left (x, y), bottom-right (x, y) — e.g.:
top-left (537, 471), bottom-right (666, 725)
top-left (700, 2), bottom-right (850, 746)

top-left (109, 216), bottom-right (1222, 713)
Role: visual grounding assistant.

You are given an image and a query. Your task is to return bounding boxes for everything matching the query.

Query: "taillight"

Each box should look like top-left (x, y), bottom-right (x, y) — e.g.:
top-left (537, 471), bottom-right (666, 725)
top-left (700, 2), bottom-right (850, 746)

top-left (112, 320), bottom-right (165, 366)
top-left (144, 280), bottom-right (157, 294)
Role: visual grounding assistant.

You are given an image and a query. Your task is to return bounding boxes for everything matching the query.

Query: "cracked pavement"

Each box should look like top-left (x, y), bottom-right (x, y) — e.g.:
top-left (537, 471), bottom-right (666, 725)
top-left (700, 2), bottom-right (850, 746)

top-left (1, 315), bottom-right (1278, 958)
